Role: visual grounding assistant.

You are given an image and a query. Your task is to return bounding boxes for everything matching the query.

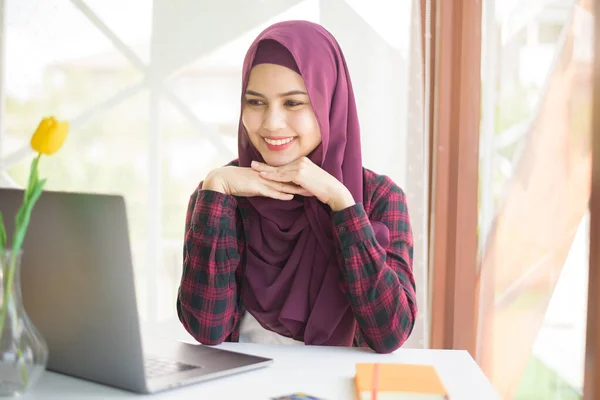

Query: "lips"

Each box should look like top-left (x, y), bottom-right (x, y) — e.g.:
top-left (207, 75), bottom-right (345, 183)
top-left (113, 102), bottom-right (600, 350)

top-left (263, 136), bottom-right (295, 151)
top-left (264, 137), bottom-right (294, 145)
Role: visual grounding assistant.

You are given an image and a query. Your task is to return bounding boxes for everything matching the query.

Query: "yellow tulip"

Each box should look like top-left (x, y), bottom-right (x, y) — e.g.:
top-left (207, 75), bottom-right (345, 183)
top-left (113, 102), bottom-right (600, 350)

top-left (30, 117), bottom-right (69, 155)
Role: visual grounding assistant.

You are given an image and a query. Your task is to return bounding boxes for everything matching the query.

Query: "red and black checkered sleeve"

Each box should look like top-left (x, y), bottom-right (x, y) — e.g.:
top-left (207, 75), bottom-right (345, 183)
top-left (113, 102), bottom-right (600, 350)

top-left (177, 184), bottom-right (242, 345)
top-left (332, 174), bottom-right (417, 354)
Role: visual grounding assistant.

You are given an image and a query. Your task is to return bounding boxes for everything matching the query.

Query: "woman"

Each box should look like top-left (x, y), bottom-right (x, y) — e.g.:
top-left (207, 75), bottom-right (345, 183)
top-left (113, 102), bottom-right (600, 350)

top-left (177, 20), bottom-right (417, 354)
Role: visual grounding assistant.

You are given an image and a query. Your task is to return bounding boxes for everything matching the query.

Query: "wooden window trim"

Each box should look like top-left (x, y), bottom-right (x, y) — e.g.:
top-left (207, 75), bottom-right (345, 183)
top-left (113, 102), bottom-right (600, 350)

top-left (584, 2), bottom-right (600, 398)
top-left (424, 0), bottom-right (482, 355)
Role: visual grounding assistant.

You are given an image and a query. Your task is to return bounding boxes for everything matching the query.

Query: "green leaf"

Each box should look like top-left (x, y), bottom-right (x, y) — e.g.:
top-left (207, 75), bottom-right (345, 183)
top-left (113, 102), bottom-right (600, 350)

top-left (12, 155), bottom-right (41, 251)
top-left (0, 212), bottom-right (6, 253)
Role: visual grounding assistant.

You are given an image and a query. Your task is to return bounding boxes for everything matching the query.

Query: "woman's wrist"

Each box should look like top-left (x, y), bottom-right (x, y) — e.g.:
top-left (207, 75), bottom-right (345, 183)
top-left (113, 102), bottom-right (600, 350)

top-left (328, 186), bottom-right (355, 212)
top-left (203, 170), bottom-right (227, 194)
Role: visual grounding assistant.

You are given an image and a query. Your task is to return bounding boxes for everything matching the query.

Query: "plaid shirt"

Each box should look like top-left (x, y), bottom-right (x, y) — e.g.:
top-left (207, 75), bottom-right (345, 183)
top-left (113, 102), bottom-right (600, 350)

top-left (177, 165), bottom-right (417, 354)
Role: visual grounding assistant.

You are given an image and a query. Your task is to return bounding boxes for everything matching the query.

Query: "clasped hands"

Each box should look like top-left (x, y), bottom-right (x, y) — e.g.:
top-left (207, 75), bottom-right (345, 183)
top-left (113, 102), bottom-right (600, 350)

top-left (203, 157), bottom-right (355, 212)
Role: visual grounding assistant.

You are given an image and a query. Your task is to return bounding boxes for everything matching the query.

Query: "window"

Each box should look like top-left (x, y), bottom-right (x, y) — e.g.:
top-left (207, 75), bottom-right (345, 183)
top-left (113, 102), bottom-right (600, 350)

top-left (0, 0), bottom-right (429, 348)
top-left (478, 2), bottom-right (591, 398)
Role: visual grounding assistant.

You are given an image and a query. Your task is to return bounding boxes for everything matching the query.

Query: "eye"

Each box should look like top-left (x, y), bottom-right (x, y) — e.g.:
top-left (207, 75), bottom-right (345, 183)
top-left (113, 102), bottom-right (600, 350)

top-left (284, 100), bottom-right (303, 108)
top-left (246, 98), bottom-right (265, 106)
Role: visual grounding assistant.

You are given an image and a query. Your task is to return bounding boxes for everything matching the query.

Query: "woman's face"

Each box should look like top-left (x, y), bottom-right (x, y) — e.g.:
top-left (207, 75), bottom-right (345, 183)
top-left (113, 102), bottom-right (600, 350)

top-left (242, 63), bottom-right (321, 167)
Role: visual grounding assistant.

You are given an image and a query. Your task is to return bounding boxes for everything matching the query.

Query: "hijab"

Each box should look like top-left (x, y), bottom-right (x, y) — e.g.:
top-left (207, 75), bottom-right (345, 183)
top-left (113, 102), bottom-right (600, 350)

top-left (237, 20), bottom-right (388, 346)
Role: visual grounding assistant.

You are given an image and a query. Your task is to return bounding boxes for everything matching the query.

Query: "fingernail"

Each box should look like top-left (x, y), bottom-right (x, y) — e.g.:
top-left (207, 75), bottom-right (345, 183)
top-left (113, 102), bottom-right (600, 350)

top-left (251, 161), bottom-right (258, 166)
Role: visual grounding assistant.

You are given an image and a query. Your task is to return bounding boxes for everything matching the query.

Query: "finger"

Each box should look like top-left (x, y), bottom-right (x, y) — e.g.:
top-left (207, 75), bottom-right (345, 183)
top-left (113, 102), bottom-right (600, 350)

top-left (259, 170), bottom-right (296, 183)
top-left (252, 160), bottom-right (301, 175)
top-left (258, 186), bottom-right (294, 201)
top-left (250, 161), bottom-right (277, 172)
top-left (296, 189), bottom-right (314, 197)
top-left (275, 183), bottom-right (314, 197)
top-left (264, 180), bottom-right (306, 195)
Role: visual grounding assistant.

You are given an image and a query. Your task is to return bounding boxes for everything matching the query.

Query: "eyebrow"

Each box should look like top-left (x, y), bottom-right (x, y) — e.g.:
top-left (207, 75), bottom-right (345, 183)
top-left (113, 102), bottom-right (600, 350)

top-left (245, 89), bottom-right (308, 98)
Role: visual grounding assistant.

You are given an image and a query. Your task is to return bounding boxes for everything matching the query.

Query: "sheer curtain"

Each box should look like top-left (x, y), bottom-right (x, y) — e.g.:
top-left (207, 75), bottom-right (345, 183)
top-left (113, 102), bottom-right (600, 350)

top-left (477, 0), bottom-right (593, 397)
top-left (0, 0), bottom-right (428, 349)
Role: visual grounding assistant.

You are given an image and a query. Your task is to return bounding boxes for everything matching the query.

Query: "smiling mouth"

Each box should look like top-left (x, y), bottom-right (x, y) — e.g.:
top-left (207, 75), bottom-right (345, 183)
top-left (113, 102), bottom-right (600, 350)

top-left (263, 137), bottom-right (295, 146)
top-left (263, 137), bottom-right (296, 152)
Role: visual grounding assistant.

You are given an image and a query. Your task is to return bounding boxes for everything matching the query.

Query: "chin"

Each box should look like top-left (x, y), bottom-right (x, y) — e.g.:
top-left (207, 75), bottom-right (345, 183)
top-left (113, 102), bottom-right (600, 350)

top-left (260, 152), bottom-right (300, 167)
top-left (262, 156), bottom-right (293, 167)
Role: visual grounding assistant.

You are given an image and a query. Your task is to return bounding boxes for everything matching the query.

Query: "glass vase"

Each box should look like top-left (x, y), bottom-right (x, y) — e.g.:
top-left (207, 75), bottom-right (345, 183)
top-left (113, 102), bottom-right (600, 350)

top-left (0, 251), bottom-right (48, 396)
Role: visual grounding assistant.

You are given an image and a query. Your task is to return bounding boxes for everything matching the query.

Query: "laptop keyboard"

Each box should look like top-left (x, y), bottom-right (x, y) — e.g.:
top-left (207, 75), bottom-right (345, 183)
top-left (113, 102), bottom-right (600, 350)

top-left (144, 356), bottom-right (202, 378)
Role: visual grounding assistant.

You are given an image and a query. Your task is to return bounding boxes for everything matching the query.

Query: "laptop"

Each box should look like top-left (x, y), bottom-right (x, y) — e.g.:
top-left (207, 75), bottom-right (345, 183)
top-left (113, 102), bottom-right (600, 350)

top-left (0, 188), bottom-right (272, 394)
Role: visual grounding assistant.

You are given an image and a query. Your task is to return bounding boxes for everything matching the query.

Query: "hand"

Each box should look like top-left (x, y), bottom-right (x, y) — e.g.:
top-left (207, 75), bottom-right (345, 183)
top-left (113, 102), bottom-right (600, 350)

top-left (250, 157), bottom-right (356, 211)
top-left (203, 166), bottom-right (312, 201)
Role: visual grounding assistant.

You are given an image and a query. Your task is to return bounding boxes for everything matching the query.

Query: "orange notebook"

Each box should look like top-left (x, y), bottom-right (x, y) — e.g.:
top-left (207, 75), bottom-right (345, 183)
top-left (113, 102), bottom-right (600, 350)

top-left (354, 363), bottom-right (449, 400)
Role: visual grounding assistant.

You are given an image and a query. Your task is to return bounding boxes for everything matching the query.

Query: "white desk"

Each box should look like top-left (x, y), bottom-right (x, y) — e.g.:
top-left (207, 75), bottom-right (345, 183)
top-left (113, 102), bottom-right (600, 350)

top-left (21, 343), bottom-right (500, 400)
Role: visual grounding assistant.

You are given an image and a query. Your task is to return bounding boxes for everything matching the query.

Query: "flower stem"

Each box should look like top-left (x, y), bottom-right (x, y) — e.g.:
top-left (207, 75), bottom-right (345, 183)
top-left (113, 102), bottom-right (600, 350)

top-left (0, 252), bottom-right (17, 337)
top-left (16, 347), bottom-right (28, 387)
top-left (0, 253), bottom-right (30, 386)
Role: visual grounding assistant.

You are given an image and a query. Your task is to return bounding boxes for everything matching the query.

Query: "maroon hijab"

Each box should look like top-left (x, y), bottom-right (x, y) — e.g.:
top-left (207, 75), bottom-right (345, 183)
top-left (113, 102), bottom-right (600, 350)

top-left (237, 20), bottom-right (387, 346)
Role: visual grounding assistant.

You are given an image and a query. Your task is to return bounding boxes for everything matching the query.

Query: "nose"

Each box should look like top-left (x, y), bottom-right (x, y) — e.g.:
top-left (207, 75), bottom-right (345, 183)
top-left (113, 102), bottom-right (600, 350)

top-left (262, 105), bottom-right (286, 131)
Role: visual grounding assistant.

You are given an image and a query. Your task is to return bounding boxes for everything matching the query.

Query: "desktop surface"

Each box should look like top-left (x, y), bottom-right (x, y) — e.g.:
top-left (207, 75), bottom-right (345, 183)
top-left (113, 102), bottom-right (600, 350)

top-left (20, 342), bottom-right (501, 400)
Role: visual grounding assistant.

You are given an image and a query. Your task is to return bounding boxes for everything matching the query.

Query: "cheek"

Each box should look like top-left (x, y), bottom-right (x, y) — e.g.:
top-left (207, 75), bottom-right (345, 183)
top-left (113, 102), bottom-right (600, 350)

top-left (290, 111), bottom-right (320, 141)
top-left (242, 108), bottom-right (259, 131)
top-left (242, 109), bottom-right (262, 140)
